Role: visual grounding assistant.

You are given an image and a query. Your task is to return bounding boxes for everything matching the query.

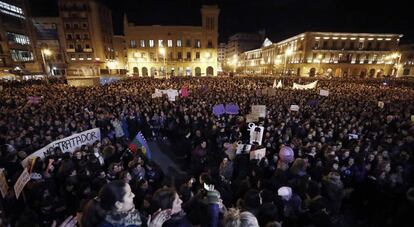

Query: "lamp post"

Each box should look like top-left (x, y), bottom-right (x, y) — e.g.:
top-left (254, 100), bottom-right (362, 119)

top-left (159, 47), bottom-right (166, 78)
top-left (283, 48), bottom-right (293, 76)
top-left (41, 48), bottom-right (52, 82)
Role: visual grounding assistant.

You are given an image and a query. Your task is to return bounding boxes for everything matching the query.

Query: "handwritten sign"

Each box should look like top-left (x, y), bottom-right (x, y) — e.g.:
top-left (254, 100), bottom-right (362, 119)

top-left (0, 169), bottom-right (9, 198)
top-left (14, 169), bottom-right (30, 199)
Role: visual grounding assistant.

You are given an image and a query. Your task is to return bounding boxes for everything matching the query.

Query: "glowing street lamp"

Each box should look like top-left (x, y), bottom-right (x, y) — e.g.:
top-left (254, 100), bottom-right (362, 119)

top-left (41, 48), bottom-right (52, 80)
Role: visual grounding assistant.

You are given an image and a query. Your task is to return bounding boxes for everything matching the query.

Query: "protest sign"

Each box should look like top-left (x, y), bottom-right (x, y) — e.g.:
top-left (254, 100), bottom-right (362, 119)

top-left (0, 169), bottom-right (9, 198)
top-left (213, 104), bottom-right (225, 117)
top-left (27, 96), bottom-right (41, 104)
top-left (180, 87), bottom-right (189, 97)
top-left (378, 101), bottom-right (384, 109)
top-left (22, 128), bottom-right (101, 167)
top-left (276, 80), bottom-right (283, 88)
top-left (246, 113), bottom-right (259, 123)
top-left (251, 105), bottom-right (266, 118)
top-left (248, 123), bottom-right (264, 145)
top-left (236, 143), bottom-right (252, 154)
top-left (290, 105), bottom-right (300, 112)
top-left (293, 81), bottom-right (318, 90)
top-left (14, 168), bottom-right (30, 199)
top-left (319, 89), bottom-right (329, 96)
top-left (225, 103), bottom-right (240, 115)
top-left (272, 79), bottom-right (277, 88)
top-left (250, 148), bottom-right (266, 160)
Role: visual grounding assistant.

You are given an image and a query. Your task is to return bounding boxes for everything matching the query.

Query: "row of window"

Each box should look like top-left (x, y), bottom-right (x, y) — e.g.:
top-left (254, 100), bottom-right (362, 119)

top-left (6, 32), bottom-right (30, 45)
top-left (11, 50), bottom-right (33, 62)
top-left (67, 43), bottom-right (91, 50)
top-left (66, 33), bottom-right (89, 40)
top-left (130, 39), bottom-right (213, 49)
top-left (69, 54), bottom-right (114, 61)
top-left (134, 51), bottom-right (210, 60)
top-left (314, 40), bottom-right (390, 50)
top-left (0, 1), bottom-right (23, 15)
top-left (65, 23), bottom-right (88, 29)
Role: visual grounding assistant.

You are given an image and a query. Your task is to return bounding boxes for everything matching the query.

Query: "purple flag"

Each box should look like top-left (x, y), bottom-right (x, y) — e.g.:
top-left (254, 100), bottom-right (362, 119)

top-left (225, 103), bottom-right (240, 115)
top-left (213, 104), bottom-right (225, 117)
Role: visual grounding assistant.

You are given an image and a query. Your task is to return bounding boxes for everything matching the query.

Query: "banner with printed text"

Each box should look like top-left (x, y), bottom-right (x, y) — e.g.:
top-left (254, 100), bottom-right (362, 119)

top-left (21, 128), bottom-right (101, 167)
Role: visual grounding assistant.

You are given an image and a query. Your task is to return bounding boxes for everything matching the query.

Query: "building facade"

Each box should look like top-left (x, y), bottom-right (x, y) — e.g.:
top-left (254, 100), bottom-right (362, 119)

top-left (399, 44), bottom-right (414, 76)
top-left (32, 17), bottom-right (67, 76)
top-left (217, 42), bottom-right (226, 72)
top-left (0, 0), bottom-right (38, 77)
top-left (58, 0), bottom-right (114, 77)
top-left (112, 35), bottom-right (127, 75)
top-left (239, 32), bottom-right (403, 77)
top-left (124, 5), bottom-right (219, 77)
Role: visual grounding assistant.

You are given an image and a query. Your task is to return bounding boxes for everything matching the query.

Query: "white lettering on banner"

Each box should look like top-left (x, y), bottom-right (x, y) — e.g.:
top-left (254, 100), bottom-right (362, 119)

top-left (250, 148), bottom-right (266, 160)
top-left (0, 169), bottom-right (9, 198)
top-left (293, 81), bottom-right (318, 90)
top-left (319, 89), bottom-right (329, 96)
top-left (14, 168), bottom-right (30, 199)
top-left (251, 105), bottom-right (266, 118)
top-left (21, 128), bottom-right (101, 167)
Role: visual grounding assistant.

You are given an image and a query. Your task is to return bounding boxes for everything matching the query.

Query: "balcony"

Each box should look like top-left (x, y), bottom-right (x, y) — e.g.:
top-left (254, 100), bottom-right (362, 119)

top-left (66, 48), bottom-right (75, 52)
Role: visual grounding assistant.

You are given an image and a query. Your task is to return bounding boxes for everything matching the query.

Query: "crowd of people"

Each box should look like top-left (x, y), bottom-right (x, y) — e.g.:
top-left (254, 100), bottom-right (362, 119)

top-left (0, 76), bottom-right (414, 227)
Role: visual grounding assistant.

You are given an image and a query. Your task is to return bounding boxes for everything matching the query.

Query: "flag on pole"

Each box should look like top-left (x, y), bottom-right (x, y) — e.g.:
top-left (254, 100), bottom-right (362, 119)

top-left (129, 131), bottom-right (152, 159)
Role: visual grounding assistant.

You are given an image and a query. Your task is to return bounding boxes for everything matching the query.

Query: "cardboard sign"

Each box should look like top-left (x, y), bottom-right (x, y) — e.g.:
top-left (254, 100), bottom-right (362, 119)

top-left (319, 89), bottom-right (329, 96)
top-left (251, 105), bottom-right (266, 118)
top-left (378, 101), bottom-right (384, 109)
top-left (246, 114), bottom-right (260, 123)
top-left (290, 105), bottom-right (300, 112)
top-left (14, 169), bottom-right (30, 199)
top-left (0, 169), bottom-right (9, 198)
top-left (250, 148), bottom-right (266, 160)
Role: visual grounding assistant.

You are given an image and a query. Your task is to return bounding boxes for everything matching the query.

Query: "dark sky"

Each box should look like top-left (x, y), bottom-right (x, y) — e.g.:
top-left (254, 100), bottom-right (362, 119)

top-left (30, 0), bottom-right (414, 43)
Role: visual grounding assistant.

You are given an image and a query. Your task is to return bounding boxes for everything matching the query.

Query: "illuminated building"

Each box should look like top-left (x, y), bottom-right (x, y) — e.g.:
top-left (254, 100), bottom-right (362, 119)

top-left (0, 0), bottom-right (37, 78)
top-left (124, 5), bottom-right (219, 77)
top-left (399, 44), bottom-right (414, 76)
top-left (239, 32), bottom-right (403, 77)
top-left (58, 0), bottom-right (115, 82)
top-left (32, 17), bottom-right (67, 76)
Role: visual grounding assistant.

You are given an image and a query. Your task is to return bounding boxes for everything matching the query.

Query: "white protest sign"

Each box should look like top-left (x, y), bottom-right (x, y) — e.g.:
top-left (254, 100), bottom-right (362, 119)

top-left (236, 143), bottom-right (252, 154)
top-left (250, 148), bottom-right (266, 160)
top-left (290, 105), bottom-right (300, 112)
top-left (21, 128), bottom-right (101, 167)
top-left (378, 101), bottom-right (384, 109)
top-left (251, 105), bottom-right (266, 118)
top-left (0, 169), bottom-right (9, 198)
top-left (14, 168), bottom-right (30, 199)
top-left (319, 89), bottom-right (329, 96)
top-left (248, 123), bottom-right (264, 145)
top-left (276, 80), bottom-right (283, 88)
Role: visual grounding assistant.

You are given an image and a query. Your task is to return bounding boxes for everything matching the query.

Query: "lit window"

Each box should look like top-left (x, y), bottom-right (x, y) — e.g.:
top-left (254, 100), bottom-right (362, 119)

top-left (158, 40), bottom-right (163, 47)
top-left (177, 39), bottom-right (182, 47)
top-left (130, 40), bottom-right (136, 48)
top-left (167, 40), bottom-right (173, 47)
top-left (149, 40), bottom-right (154, 47)
top-left (140, 40), bottom-right (145, 47)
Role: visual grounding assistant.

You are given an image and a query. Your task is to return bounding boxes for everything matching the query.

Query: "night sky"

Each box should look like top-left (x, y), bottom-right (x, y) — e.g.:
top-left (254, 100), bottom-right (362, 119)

top-left (30, 0), bottom-right (414, 43)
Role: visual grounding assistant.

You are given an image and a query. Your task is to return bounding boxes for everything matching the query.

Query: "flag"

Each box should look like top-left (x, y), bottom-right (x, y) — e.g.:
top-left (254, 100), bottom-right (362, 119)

top-left (180, 86), bottom-right (189, 97)
top-left (129, 131), bottom-right (152, 159)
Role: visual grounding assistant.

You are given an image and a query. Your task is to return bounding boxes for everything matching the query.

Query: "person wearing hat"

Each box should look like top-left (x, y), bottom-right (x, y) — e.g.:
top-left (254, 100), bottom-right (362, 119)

top-left (277, 186), bottom-right (302, 222)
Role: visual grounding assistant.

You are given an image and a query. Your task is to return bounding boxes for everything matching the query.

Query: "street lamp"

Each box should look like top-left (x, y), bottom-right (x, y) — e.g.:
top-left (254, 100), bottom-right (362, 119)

top-left (158, 47), bottom-right (166, 78)
top-left (283, 48), bottom-right (293, 76)
top-left (41, 48), bottom-right (52, 81)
